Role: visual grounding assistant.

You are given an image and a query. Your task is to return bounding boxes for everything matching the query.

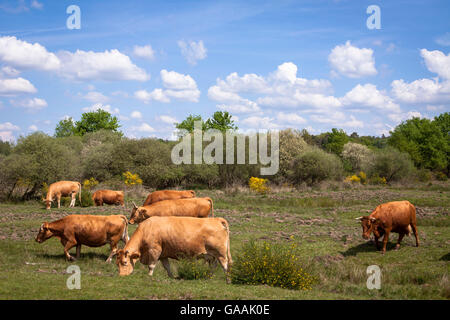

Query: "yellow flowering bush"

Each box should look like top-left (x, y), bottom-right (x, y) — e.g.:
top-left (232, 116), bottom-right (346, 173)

top-left (345, 175), bottom-right (361, 183)
top-left (83, 177), bottom-right (99, 190)
top-left (231, 239), bottom-right (315, 290)
top-left (123, 171), bottom-right (143, 186)
top-left (369, 174), bottom-right (387, 185)
top-left (358, 171), bottom-right (367, 184)
top-left (249, 177), bottom-right (270, 194)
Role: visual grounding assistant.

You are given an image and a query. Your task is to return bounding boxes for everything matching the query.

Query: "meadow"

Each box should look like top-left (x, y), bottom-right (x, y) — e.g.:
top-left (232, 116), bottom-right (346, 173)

top-left (0, 184), bottom-right (448, 300)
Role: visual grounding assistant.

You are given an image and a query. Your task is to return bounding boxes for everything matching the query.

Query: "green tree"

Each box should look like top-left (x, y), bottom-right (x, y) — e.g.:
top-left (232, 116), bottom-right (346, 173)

top-left (388, 116), bottom-right (448, 171)
top-left (324, 128), bottom-right (349, 155)
top-left (175, 114), bottom-right (206, 136)
top-left (0, 140), bottom-right (12, 156)
top-left (205, 111), bottom-right (238, 132)
top-left (75, 109), bottom-right (121, 136)
top-left (54, 117), bottom-right (77, 137)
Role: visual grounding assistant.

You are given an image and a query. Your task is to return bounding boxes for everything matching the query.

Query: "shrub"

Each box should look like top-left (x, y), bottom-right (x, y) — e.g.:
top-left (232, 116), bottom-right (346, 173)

top-left (231, 240), bottom-right (315, 290)
top-left (83, 177), bottom-right (99, 190)
top-left (368, 174), bottom-right (387, 185)
top-left (435, 172), bottom-right (448, 181)
top-left (342, 142), bottom-right (373, 172)
top-left (123, 171), bottom-right (143, 186)
top-left (177, 257), bottom-right (214, 280)
top-left (416, 168), bottom-right (432, 182)
top-left (367, 147), bottom-right (415, 183)
top-left (249, 177), bottom-right (270, 194)
top-left (278, 129), bottom-right (308, 178)
top-left (291, 147), bottom-right (343, 186)
top-left (345, 175), bottom-right (361, 184)
top-left (76, 189), bottom-right (94, 207)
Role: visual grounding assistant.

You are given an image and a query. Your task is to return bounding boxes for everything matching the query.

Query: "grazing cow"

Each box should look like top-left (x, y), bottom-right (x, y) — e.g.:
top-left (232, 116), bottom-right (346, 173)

top-left (116, 216), bottom-right (232, 283)
top-left (142, 190), bottom-right (196, 206)
top-left (35, 214), bottom-right (129, 262)
top-left (356, 200), bottom-right (420, 254)
top-left (92, 190), bottom-right (125, 207)
top-left (44, 181), bottom-right (81, 210)
top-left (129, 197), bottom-right (214, 224)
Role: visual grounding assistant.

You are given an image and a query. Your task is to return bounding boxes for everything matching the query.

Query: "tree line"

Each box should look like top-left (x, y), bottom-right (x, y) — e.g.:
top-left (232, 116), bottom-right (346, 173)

top-left (0, 110), bottom-right (448, 201)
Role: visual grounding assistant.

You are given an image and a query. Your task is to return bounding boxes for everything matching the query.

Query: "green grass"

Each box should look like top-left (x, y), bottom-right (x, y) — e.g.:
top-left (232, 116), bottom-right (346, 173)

top-left (0, 185), bottom-right (448, 300)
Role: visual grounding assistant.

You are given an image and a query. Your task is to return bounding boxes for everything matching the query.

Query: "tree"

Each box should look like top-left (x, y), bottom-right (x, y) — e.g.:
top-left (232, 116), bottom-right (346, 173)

top-left (55, 117), bottom-right (77, 137)
top-left (324, 128), bottom-right (349, 155)
top-left (388, 116), bottom-right (447, 171)
top-left (175, 114), bottom-right (206, 136)
top-left (205, 111), bottom-right (238, 132)
top-left (341, 142), bottom-right (373, 172)
top-left (0, 140), bottom-right (12, 156)
top-left (75, 109), bottom-right (121, 136)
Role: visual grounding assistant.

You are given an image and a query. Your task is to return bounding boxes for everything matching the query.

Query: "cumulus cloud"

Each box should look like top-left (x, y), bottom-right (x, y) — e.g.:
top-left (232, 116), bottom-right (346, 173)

top-left (341, 83), bottom-right (401, 113)
top-left (133, 45), bottom-right (155, 60)
top-left (131, 122), bottom-right (155, 133)
top-left (135, 70), bottom-right (200, 103)
top-left (30, 0), bottom-right (43, 9)
top-left (82, 103), bottom-right (120, 115)
top-left (130, 111), bottom-right (142, 119)
top-left (0, 131), bottom-right (15, 142)
top-left (388, 111), bottom-right (423, 124)
top-left (420, 49), bottom-right (450, 80)
top-left (28, 124), bottom-right (38, 131)
top-left (328, 41), bottom-right (377, 78)
top-left (83, 91), bottom-right (109, 103)
top-left (178, 40), bottom-right (207, 65)
top-left (0, 122), bottom-right (20, 131)
top-left (391, 78), bottom-right (450, 104)
top-left (0, 77), bottom-right (37, 96)
top-left (0, 36), bottom-right (60, 71)
top-left (0, 66), bottom-right (20, 77)
top-left (158, 115), bottom-right (178, 125)
top-left (11, 97), bottom-right (47, 110)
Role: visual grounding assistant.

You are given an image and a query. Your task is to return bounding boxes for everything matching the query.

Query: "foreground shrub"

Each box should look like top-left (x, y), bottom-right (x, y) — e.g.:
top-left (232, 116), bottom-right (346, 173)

top-left (177, 257), bottom-right (214, 280)
top-left (75, 189), bottom-right (94, 207)
top-left (291, 147), bottom-right (343, 186)
top-left (231, 240), bottom-right (315, 290)
top-left (367, 147), bottom-right (415, 183)
top-left (249, 177), bottom-right (270, 194)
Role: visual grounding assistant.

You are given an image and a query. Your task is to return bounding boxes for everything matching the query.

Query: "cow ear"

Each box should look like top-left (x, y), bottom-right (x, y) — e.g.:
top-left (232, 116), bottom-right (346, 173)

top-left (130, 252), bottom-right (140, 260)
top-left (124, 250), bottom-right (129, 257)
top-left (369, 217), bottom-right (377, 223)
top-left (141, 208), bottom-right (147, 215)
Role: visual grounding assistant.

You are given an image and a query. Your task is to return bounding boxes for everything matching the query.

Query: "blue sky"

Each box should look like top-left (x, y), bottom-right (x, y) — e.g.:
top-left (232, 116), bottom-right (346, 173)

top-left (0, 0), bottom-right (449, 141)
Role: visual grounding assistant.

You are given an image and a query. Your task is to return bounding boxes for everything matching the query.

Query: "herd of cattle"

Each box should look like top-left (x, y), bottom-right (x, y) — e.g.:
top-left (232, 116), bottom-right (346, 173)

top-left (35, 180), bottom-right (420, 282)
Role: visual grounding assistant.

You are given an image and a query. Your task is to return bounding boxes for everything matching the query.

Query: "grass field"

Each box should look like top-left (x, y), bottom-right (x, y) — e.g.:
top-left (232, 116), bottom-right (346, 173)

top-left (0, 184), bottom-right (449, 300)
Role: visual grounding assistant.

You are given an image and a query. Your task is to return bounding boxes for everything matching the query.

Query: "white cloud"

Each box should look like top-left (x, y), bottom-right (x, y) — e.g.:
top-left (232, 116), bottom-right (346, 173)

top-left (132, 122), bottom-right (155, 133)
top-left (161, 69), bottom-right (197, 90)
top-left (343, 115), bottom-right (364, 128)
top-left (0, 131), bottom-right (15, 142)
top-left (178, 40), bottom-right (207, 65)
top-left (0, 36), bottom-right (60, 71)
top-left (11, 97), bottom-right (47, 110)
top-left (388, 111), bottom-right (422, 124)
top-left (240, 116), bottom-right (280, 130)
top-left (83, 91), bottom-right (109, 103)
top-left (328, 41), bottom-right (377, 78)
top-left (391, 78), bottom-right (450, 104)
top-left (31, 0), bottom-right (43, 9)
top-left (0, 122), bottom-right (20, 131)
top-left (28, 124), bottom-right (38, 131)
top-left (134, 89), bottom-right (170, 103)
top-left (0, 66), bottom-right (20, 77)
top-left (158, 115), bottom-right (178, 125)
top-left (420, 49), bottom-right (450, 80)
top-left (435, 33), bottom-right (450, 47)
top-left (0, 77), bottom-right (37, 96)
top-left (341, 83), bottom-right (401, 113)
top-left (130, 111), bottom-right (142, 119)
top-left (133, 45), bottom-right (155, 60)
top-left (82, 103), bottom-right (120, 115)
top-left (275, 112), bottom-right (306, 125)
top-left (57, 49), bottom-right (149, 82)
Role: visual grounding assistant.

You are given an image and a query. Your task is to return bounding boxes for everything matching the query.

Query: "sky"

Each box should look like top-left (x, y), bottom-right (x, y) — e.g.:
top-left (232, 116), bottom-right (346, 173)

top-left (0, 0), bottom-right (449, 141)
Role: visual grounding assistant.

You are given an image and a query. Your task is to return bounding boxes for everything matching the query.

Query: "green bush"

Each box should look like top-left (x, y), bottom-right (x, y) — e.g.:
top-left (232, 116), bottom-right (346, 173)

top-left (76, 189), bottom-right (94, 207)
top-left (291, 147), bottom-right (343, 186)
top-left (177, 257), bottom-right (214, 280)
top-left (435, 172), bottom-right (448, 181)
top-left (367, 146), bottom-right (415, 183)
top-left (231, 240), bottom-right (315, 290)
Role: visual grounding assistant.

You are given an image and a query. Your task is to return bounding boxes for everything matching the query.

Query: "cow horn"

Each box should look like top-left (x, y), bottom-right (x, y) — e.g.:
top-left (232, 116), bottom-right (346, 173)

top-left (370, 217), bottom-right (377, 222)
top-left (132, 201), bottom-right (138, 209)
top-left (355, 216), bottom-right (363, 221)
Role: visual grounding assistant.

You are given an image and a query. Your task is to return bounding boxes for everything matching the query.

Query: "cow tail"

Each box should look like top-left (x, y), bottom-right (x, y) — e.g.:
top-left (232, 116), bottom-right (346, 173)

top-left (120, 215), bottom-right (129, 243)
top-left (78, 182), bottom-right (82, 205)
top-left (208, 197), bottom-right (214, 217)
top-left (222, 219), bottom-right (232, 272)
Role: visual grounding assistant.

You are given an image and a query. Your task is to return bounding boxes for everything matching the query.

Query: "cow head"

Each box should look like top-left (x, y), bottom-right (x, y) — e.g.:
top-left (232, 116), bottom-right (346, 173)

top-left (42, 198), bottom-right (53, 210)
top-left (129, 203), bottom-right (146, 224)
top-left (356, 216), bottom-right (381, 240)
top-left (35, 222), bottom-right (53, 243)
top-left (116, 249), bottom-right (140, 276)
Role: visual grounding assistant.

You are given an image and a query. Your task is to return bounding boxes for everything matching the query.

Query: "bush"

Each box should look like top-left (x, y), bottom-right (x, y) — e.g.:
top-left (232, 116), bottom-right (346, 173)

top-left (231, 240), bottom-right (315, 290)
top-left (368, 174), bottom-right (387, 185)
top-left (367, 147), bottom-right (415, 183)
top-left (435, 172), bottom-right (448, 181)
top-left (341, 142), bottom-right (373, 172)
top-left (249, 177), bottom-right (270, 194)
top-left (291, 147), bottom-right (343, 186)
top-left (177, 257), bottom-right (214, 280)
top-left (76, 189), bottom-right (94, 207)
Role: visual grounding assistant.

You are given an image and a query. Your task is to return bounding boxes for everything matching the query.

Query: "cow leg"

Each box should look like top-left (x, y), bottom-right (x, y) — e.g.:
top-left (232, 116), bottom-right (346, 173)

top-left (148, 261), bottom-right (158, 276)
top-left (57, 195), bottom-right (61, 209)
top-left (62, 239), bottom-right (77, 261)
top-left (70, 193), bottom-right (76, 207)
top-left (381, 229), bottom-right (391, 254)
top-left (106, 242), bottom-right (118, 263)
top-left (395, 233), bottom-right (405, 250)
top-left (76, 244), bottom-right (82, 259)
top-left (160, 258), bottom-right (174, 278)
top-left (216, 256), bottom-right (231, 284)
top-left (410, 223), bottom-right (420, 247)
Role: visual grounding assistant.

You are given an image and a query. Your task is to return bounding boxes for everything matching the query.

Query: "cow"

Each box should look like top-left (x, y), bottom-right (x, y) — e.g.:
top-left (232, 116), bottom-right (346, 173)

top-left (43, 181), bottom-right (81, 210)
top-left (116, 216), bottom-right (232, 283)
top-left (142, 190), bottom-right (196, 206)
top-left (129, 197), bottom-right (214, 224)
top-left (356, 200), bottom-right (420, 254)
top-left (92, 190), bottom-right (125, 207)
top-left (35, 214), bottom-right (129, 262)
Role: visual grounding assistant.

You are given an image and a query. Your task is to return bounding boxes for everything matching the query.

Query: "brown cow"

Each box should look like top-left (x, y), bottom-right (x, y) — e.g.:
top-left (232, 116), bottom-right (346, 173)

top-left (356, 200), bottom-right (420, 254)
top-left (142, 190), bottom-right (195, 206)
top-left (92, 190), bottom-right (125, 207)
top-left (36, 214), bottom-right (129, 262)
top-left (129, 197), bottom-right (213, 224)
top-left (116, 216), bottom-right (232, 283)
top-left (44, 181), bottom-right (81, 210)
